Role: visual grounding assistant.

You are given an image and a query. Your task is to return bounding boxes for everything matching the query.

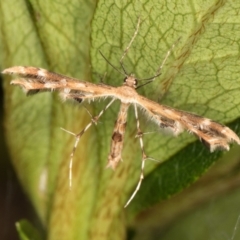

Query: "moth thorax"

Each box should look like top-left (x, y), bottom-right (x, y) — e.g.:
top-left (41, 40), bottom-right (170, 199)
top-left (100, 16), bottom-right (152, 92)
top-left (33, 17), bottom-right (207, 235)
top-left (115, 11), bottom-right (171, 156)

top-left (124, 74), bottom-right (138, 88)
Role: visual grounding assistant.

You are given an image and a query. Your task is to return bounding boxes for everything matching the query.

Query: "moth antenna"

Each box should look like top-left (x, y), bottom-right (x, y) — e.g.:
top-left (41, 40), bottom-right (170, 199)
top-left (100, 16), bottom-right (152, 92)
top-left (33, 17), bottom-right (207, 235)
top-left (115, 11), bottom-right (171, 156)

top-left (134, 37), bottom-right (181, 91)
top-left (99, 50), bottom-right (126, 77)
top-left (134, 72), bottom-right (162, 89)
top-left (120, 61), bottom-right (128, 76)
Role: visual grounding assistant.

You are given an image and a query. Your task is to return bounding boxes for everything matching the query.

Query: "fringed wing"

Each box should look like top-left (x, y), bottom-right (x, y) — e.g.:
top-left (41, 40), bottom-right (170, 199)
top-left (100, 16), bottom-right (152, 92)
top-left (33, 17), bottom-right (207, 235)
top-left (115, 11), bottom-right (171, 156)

top-left (138, 97), bottom-right (240, 151)
top-left (3, 66), bottom-right (240, 152)
top-left (2, 66), bottom-right (116, 102)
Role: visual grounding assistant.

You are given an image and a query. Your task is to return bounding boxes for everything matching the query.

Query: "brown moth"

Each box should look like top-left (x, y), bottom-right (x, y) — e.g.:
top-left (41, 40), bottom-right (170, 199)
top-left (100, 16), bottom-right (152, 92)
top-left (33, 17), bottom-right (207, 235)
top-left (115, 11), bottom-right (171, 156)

top-left (2, 19), bottom-right (240, 207)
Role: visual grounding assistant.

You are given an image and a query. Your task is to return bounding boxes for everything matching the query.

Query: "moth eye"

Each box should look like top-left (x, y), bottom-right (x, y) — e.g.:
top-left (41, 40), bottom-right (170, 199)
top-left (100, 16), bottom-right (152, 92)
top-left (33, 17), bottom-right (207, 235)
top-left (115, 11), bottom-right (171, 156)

top-left (124, 77), bottom-right (128, 82)
top-left (134, 79), bottom-right (138, 86)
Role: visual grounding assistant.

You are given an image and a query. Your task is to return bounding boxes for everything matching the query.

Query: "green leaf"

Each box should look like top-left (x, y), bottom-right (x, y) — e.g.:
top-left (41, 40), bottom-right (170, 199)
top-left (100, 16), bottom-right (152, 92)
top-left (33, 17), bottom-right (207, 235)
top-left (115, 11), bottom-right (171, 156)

top-left (1, 0), bottom-right (240, 239)
top-left (16, 219), bottom-right (42, 240)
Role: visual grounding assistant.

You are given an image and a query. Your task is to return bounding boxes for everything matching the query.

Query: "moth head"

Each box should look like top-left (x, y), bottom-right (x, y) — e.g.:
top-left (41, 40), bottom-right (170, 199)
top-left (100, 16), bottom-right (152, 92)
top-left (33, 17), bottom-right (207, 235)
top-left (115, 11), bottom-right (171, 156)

top-left (124, 74), bottom-right (138, 88)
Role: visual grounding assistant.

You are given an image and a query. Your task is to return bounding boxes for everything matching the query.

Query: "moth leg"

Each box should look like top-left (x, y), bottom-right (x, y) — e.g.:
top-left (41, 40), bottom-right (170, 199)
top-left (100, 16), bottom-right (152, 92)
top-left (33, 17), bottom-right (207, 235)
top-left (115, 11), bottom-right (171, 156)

top-left (120, 17), bottom-right (141, 64)
top-left (61, 98), bottom-right (115, 188)
top-left (151, 37), bottom-right (181, 83)
top-left (124, 104), bottom-right (148, 207)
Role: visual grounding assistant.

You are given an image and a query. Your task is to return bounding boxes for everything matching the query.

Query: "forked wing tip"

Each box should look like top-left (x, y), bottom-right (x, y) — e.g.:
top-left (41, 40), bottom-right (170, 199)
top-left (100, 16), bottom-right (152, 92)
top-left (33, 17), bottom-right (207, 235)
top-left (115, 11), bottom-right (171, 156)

top-left (2, 67), bottom-right (17, 74)
top-left (2, 68), bottom-right (10, 74)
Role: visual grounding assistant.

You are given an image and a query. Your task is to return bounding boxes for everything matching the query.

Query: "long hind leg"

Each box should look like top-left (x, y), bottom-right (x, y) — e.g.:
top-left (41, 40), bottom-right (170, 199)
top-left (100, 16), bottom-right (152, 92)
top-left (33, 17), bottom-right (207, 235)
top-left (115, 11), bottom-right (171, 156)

top-left (124, 104), bottom-right (158, 207)
top-left (61, 99), bottom-right (115, 188)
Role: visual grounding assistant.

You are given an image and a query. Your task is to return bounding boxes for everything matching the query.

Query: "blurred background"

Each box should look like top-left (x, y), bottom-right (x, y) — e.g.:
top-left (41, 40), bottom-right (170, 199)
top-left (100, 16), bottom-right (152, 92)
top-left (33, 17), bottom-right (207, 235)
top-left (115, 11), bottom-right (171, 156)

top-left (0, 77), bottom-right (42, 240)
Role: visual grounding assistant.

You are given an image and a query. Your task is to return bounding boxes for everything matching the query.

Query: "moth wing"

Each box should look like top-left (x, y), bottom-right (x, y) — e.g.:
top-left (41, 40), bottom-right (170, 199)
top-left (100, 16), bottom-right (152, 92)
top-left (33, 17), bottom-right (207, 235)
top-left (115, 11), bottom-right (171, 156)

top-left (138, 97), bottom-right (240, 151)
top-left (2, 66), bottom-right (115, 102)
